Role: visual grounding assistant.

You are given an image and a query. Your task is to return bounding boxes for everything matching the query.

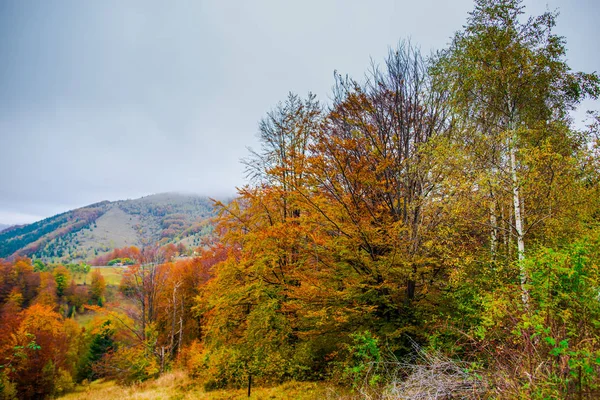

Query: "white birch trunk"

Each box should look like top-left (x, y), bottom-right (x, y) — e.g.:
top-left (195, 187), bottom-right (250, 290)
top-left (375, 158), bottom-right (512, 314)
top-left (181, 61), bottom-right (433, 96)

top-left (490, 197), bottom-right (498, 256)
top-left (509, 133), bottom-right (529, 308)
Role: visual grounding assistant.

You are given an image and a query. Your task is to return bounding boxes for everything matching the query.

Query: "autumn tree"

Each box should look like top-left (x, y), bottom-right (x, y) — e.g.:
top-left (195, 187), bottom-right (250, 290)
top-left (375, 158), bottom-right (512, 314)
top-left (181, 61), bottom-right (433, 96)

top-left (149, 254), bottom-right (217, 368)
top-left (34, 272), bottom-right (58, 308)
top-left (423, 0), bottom-right (600, 395)
top-left (89, 269), bottom-right (106, 306)
top-left (290, 42), bottom-right (455, 347)
top-left (65, 281), bottom-right (89, 315)
top-left (1, 304), bottom-right (79, 399)
top-left (0, 258), bottom-right (40, 307)
top-left (196, 93), bottom-right (323, 386)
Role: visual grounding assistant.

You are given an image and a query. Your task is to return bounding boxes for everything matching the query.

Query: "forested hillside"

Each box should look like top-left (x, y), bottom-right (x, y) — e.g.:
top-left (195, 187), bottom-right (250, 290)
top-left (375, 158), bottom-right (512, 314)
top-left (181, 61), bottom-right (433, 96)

top-left (1, 1), bottom-right (600, 399)
top-left (0, 193), bottom-right (215, 264)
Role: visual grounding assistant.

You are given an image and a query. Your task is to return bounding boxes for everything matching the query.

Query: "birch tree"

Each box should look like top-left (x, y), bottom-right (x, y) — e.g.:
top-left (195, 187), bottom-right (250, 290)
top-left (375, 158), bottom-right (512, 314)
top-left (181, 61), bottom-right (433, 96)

top-left (433, 0), bottom-right (599, 307)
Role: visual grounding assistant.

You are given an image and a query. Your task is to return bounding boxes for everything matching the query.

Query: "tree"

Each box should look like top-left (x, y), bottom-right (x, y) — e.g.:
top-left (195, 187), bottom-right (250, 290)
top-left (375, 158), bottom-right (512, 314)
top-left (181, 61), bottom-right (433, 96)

top-left (281, 43), bottom-right (456, 349)
top-left (1, 259), bottom-right (40, 307)
top-left (2, 304), bottom-right (78, 399)
top-left (89, 270), bottom-right (106, 306)
top-left (77, 320), bottom-right (115, 381)
top-left (52, 266), bottom-right (71, 298)
top-left (433, 0), bottom-right (599, 307)
top-left (34, 272), bottom-right (58, 309)
top-left (199, 46), bottom-right (457, 384)
top-left (32, 260), bottom-right (48, 273)
top-left (80, 263), bottom-right (91, 285)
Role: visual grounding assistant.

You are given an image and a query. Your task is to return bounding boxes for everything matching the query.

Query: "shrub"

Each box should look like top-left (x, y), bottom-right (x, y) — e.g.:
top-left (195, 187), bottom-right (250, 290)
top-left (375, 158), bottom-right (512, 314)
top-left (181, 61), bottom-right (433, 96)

top-left (0, 373), bottom-right (17, 400)
top-left (472, 234), bottom-right (600, 398)
top-left (52, 368), bottom-right (75, 396)
top-left (94, 346), bottom-right (160, 384)
top-left (340, 331), bottom-right (381, 389)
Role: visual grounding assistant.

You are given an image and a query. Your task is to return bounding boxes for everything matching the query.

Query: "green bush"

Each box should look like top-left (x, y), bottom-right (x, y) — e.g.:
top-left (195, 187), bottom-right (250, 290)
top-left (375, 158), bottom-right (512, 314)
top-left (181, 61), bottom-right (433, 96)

top-left (341, 331), bottom-right (381, 389)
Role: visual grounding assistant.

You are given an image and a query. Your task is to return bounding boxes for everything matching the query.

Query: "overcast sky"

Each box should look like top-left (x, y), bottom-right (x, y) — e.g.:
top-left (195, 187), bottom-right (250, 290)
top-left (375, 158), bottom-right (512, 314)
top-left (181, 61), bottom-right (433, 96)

top-left (0, 0), bottom-right (598, 225)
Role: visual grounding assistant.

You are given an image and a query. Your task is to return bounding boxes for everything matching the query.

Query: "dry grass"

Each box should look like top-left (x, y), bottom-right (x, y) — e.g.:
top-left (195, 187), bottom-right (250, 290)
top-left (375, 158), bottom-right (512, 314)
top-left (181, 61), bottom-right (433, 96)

top-left (58, 371), bottom-right (347, 400)
top-left (73, 206), bottom-right (144, 260)
top-left (355, 345), bottom-right (488, 400)
top-left (377, 355), bottom-right (487, 400)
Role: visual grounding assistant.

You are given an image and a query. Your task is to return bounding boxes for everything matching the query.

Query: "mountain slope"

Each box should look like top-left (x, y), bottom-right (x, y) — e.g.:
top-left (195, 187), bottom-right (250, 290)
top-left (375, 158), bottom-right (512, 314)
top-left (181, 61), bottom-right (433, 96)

top-left (0, 193), bottom-right (216, 263)
top-left (0, 223), bottom-right (13, 232)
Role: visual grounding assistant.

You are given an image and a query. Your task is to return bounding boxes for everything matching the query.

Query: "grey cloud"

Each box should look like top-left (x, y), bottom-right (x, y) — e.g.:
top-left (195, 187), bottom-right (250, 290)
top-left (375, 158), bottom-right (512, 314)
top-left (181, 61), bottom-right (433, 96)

top-left (0, 0), bottom-right (598, 224)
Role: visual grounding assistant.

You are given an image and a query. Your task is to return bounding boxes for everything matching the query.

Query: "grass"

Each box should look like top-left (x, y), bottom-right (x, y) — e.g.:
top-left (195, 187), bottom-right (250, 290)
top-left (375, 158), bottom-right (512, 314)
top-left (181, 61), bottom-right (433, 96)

top-left (58, 371), bottom-right (349, 400)
top-left (72, 267), bottom-right (125, 286)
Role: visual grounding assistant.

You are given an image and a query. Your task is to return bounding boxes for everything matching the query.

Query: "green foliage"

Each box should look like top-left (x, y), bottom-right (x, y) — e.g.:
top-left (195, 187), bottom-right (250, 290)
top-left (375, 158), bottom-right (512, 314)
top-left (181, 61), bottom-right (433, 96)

top-left (53, 265), bottom-right (71, 297)
top-left (458, 232), bottom-right (600, 397)
top-left (107, 258), bottom-right (135, 266)
top-left (89, 322), bottom-right (161, 386)
top-left (65, 262), bottom-right (91, 277)
top-left (77, 321), bottom-right (115, 382)
top-left (102, 346), bottom-right (160, 384)
top-left (341, 331), bottom-right (381, 389)
top-left (200, 346), bottom-right (247, 390)
top-left (32, 260), bottom-right (48, 273)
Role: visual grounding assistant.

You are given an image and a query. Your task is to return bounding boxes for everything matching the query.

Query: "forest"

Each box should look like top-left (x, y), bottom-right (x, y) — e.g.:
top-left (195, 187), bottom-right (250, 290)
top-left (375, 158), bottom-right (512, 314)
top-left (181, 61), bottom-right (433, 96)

top-left (1, 0), bottom-right (600, 398)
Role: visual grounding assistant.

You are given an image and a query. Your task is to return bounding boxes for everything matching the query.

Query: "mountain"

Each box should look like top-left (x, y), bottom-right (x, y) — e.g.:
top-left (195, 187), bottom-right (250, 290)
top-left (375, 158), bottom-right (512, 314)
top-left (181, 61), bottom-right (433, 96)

top-left (0, 223), bottom-right (12, 232)
top-left (0, 193), bottom-right (216, 263)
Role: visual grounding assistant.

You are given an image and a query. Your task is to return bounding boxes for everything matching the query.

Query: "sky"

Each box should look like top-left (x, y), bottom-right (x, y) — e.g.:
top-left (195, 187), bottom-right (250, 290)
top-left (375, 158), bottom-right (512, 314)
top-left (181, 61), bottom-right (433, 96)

top-left (0, 0), bottom-right (598, 225)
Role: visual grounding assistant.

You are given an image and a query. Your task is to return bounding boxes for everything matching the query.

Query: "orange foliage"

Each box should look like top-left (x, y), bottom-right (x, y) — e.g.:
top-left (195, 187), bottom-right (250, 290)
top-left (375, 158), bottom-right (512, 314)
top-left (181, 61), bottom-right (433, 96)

top-left (1, 304), bottom-right (79, 399)
top-left (0, 258), bottom-right (40, 307)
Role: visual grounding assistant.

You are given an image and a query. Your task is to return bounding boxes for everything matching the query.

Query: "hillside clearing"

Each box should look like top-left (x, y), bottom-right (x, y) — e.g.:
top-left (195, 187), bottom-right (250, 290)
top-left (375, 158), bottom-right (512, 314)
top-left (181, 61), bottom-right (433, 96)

top-left (72, 266), bottom-right (124, 286)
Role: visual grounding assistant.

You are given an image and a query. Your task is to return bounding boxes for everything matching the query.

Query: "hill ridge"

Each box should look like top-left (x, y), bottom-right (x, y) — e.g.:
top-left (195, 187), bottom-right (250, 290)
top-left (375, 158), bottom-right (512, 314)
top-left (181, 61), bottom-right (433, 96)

top-left (0, 193), bottom-right (216, 263)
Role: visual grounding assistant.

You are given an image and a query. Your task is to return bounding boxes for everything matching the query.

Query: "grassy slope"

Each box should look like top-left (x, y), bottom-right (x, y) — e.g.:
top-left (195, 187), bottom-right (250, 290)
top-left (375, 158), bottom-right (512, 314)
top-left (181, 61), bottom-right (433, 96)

top-left (59, 371), bottom-right (348, 400)
top-left (72, 206), bottom-right (144, 260)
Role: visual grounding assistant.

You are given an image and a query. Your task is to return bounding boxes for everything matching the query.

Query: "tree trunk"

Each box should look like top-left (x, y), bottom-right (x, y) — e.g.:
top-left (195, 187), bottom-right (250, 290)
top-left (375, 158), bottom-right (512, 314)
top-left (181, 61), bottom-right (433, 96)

top-left (509, 133), bottom-right (529, 308)
top-left (170, 285), bottom-right (177, 355)
top-left (490, 194), bottom-right (498, 257)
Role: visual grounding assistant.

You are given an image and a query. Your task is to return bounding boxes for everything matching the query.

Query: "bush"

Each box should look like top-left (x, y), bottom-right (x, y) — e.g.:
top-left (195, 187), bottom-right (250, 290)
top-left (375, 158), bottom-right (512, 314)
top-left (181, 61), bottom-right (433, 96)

top-left (0, 373), bottom-right (17, 400)
top-left (52, 368), bottom-right (75, 396)
top-left (339, 331), bottom-right (381, 389)
top-left (180, 340), bottom-right (205, 379)
top-left (472, 234), bottom-right (600, 398)
top-left (95, 346), bottom-right (160, 384)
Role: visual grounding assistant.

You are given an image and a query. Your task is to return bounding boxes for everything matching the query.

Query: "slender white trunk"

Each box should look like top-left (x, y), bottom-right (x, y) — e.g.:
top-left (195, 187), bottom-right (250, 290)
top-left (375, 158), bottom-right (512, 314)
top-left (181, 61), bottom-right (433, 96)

top-left (509, 133), bottom-right (529, 308)
top-left (490, 197), bottom-right (498, 256)
top-left (489, 165), bottom-right (498, 258)
top-left (489, 157), bottom-right (499, 259)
